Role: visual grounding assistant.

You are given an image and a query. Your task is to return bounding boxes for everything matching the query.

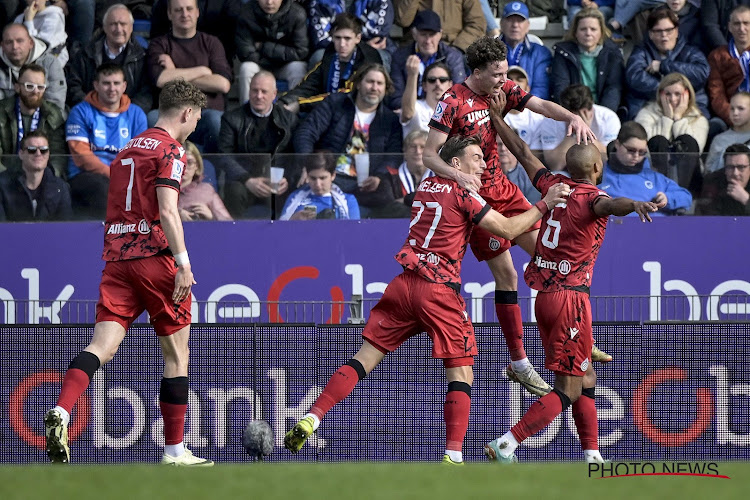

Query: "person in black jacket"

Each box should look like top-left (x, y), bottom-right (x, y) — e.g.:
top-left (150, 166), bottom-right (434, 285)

top-left (0, 129), bottom-right (71, 221)
top-left (701, 0), bottom-right (750, 52)
top-left (696, 142), bottom-right (750, 214)
top-left (218, 71), bottom-right (298, 219)
top-left (66, 4), bottom-right (152, 111)
top-left (550, 7), bottom-right (625, 113)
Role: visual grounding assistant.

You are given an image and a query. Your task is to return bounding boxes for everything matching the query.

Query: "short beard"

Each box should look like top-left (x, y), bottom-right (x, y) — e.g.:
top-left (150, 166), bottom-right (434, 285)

top-left (20, 94), bottom-right (42, 110)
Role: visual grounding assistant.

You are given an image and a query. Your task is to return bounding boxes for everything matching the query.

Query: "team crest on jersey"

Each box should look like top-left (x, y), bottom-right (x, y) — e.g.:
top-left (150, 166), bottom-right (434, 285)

top-left (489, 237), bottom-right (500, 251)
top-left (120, 127), bottom-right (129, 139)
top-left (171, 158), bottom-right (184, 182)
top-left (467, 98), bottom-right (474, 108)
top-left (432, 101), bottom-right (447, 121)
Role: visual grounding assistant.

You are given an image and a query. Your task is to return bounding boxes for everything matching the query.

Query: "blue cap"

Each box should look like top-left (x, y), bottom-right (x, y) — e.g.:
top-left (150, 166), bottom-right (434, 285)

top-left (502, 2), bottom-right (529, 20)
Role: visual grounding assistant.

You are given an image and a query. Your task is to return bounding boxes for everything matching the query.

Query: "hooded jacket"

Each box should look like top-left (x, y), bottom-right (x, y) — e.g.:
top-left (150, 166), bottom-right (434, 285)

top-left (0, 36), bottom-right (67, 110)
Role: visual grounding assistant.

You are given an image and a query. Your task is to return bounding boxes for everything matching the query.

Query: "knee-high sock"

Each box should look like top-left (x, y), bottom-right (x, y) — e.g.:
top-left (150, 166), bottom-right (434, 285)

top-left (510, 389), bottom-right (570, 442)
top-left (309, 359), bottom-right (366, 421)
top-left (444, 382), bottom-right (471, 451)
top-left (159, 377), bottom-right (189, 446)
top-left (495, 291), bottom-right (526, 361)
top-left (573, 388), bottom-right (598, 450)
top-left (56, 351), bottom-right (101, 413)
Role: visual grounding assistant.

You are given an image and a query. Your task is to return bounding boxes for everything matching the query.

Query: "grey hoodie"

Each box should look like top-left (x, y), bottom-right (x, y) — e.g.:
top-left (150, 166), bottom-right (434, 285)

top-left (0, 36), bottom-right (67, 111)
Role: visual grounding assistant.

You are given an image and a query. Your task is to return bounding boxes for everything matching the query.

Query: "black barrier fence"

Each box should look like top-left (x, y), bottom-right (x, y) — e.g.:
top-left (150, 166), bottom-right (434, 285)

top-left (2, 322), bottom-right (748, 464)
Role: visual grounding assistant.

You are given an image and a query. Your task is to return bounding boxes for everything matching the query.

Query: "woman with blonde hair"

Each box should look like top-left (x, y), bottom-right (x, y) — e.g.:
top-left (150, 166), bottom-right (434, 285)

top-left (634, 72), bottom-right (708, 191)
top-left (178, 141), bottom-right (233, 221)
top-left (550, 7), bottom-right (624, 112)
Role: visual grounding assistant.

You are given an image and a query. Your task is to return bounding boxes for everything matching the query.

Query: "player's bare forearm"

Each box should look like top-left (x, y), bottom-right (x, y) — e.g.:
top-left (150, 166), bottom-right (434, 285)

top-left (526, 96), bottom-right (573, 122)
top-left (423, 131), bottom-right (457, 181)
top-left (157, 187), bottom-right (188, 255)
top-left (595, 197), bottom-right (661, 221)
top-left (478, 206), bottom-right (542, 241)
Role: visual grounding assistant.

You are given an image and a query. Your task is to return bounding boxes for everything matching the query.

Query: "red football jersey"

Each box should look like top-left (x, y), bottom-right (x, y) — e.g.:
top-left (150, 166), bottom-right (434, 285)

top-left (395, 176), bottom-right (490, 289)
top-left (102, 127), bottom-right (185, 261)
top-left (429, 80), bottom-right (531, 187)
top-left (524, 171), bottom-right (610, 293)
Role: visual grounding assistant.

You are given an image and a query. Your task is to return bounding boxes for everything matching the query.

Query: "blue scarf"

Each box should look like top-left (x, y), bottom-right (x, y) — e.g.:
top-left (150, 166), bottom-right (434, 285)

top-left (328, 48), bottom-right (357, 93)
top-left (502, 35), bottom-right (526, 67)
top-left (415, 44), bottom-right (438, 100)
top-left (15, 97), bottom-right (40, 153)
top-left (729, 37), bottom-right (750, 92)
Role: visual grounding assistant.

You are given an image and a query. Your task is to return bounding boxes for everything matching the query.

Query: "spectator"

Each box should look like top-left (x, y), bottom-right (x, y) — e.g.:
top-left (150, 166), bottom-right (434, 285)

top-left (696, 142), bottom-right (750, 214)
top-left (280, 151), bottom-right (360, 220)
top-left (567, 1), bottom-right (615, 27)
top-left (635, 72), bottom-right (707, 189)
top-left (550, 8), bottom-right (624, 112)
top-left (53, 0), bottom-right (95, 46)
top-left (503, 65), bottom-right (544, 151)
top-left (279, 13), bottom-right (385, 114)
top-left (499, 1), bottom-right (552, 100)
top-left (606, 0), bottom-right (667, 42)
top-left (147, 0), bottom-right (232, 153)
top-left (15, 0), bottom-right (68, 67)
top-left (400, 61), bottom-right (452, 137)
top-left (218, 71), bottom-right (297, 219)
top-left (702, 0), bottom-right (748, 51)
top-left (235, 0), bottom-right (309, 105)
top-left (497, 135), bottom-right (541, 205)
top-left (0, 23), bottom-right (66, 110)
top-left (66, 62), bottom-right (147, 219)
top-left (599, 121), bottom-right (693, 214)
top-left (66, 3), bottom-right (152, 112)
top-left (668, 0), bottom-right (705, 52)
top-left (625, 7), bottom-right (710, 120)
top-left (0, 63), bottom-right (66, 176)
top-left (390, 9), bottom-right (465, 110)
top-left (293, 62), bottom-right (403, 218)
top-left (386, 129), bottom-right (433, 206)
top-left (178, 140), bottom-right (232, 221)
top-left (479, 0), bottom-right (500, 38)
top-left (707, 5), bottom-right (750, 127)
top-left (0, 129), bottom-right (71, 221)
top-left (705, 91), bottom-right (750, 171)
top-left (306, 0), bottom-right (395, 56)
top-left (393, 0), bottom-right (486, 53)
top-left (540, 84), bottom-right (621, 171)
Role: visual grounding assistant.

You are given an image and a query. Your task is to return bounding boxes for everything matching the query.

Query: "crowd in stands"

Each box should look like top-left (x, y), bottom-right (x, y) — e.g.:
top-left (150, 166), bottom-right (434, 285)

top-left (1, 0), bottom-right (749, 222)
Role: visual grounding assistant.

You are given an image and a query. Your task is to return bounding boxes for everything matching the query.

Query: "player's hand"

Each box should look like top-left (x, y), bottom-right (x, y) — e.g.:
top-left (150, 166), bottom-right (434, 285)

top-left (190, 203), bottom-right (213, 220)
top-left (566, 114), bottom-right (597, 145)
top-left (727, 180), bottom-right (750, 204)
top-left (455, 169), bottom-right (482, 192)
top-left (245, 177), bottom-right (274, 198)
top-left (633, 201), bottom-right (661, 222)
top-left (651, 191), bottom-right (668, 207)
top-left (173, 265), bottom-right (196, 303)
top-left (405, 55), bottom-right (421, 77)
top-left (543, 182), bottom-right (571, 208)
top-left (489, 92), bottom-right (507, 124)
top-left (578, 107), bottom-right (594, 127)
top-left (359, 176), bottom-right (381, 192)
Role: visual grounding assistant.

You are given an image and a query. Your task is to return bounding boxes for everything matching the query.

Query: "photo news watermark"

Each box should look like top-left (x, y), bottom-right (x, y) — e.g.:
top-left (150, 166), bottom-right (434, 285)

top-left (589, 462), bottom-right (731, 479)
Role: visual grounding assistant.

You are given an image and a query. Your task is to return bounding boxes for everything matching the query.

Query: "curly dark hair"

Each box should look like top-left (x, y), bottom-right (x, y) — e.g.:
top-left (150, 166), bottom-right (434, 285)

top-left (439, 135), bottom-right (481, 164)
top-left (159, 79), bottom-right (207, 114)
top-left (465, 36), bottom-right (507, 71)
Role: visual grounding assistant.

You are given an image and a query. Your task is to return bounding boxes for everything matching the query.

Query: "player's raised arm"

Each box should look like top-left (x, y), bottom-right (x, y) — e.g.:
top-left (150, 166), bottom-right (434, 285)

top-left (593, 196), bottom-right (665, 222)
top-left (157, 186), bottom-right (196, 302)
top-left (489, 94), bottom-right (546, 182)
top-left (525, 95), bottom-right (597, 145)
top-left (424, 129), bottom-right (482, 191)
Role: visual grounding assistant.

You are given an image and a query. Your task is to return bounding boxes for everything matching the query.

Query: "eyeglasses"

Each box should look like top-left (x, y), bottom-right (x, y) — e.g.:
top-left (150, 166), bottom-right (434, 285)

top-left (25, 146), bottom-right (50, 154)
top-left (425, 76), bottom-right (451, 84)
top-left (650, 26), bottom-right (676, 36)
top-left (21, 82), bottom-right (47, 92)
top-left (622, 145), bottom-right (649, 157)
top-left (725, 163), bottom-right (750, 171)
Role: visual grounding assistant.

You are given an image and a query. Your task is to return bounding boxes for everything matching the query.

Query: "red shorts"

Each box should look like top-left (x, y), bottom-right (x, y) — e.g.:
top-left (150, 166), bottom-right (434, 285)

top-left (96, 254), bottom-right (191, 336)
top-left (362, 271), bottom-right (476, 366)
top-left (534, 290), bottom-right (593, 376)
top-left (470, 176), bottom-right (540, 262)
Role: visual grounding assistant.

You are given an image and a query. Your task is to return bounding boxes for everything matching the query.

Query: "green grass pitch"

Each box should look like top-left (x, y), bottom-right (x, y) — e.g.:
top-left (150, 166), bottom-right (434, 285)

top-left (0, 462), bottom-right (747, 500)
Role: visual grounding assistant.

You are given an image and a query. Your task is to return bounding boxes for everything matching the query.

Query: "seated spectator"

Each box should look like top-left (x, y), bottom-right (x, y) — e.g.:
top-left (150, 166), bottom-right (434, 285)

top-left (0, 129), bottom-right (71, 221)
top-left (66, 62), bottom-right (147, 219)
top-left (15, 0), bottom-right (68, 67)
top-left (667, 0), bottom-right (704, 53)
top-left (235, 0), bottom-right (309, 105)
top-left (702, 0), bottom-right (747, 52)
top-left (499, 1), bottom-right (552, 100)
top-left (390, 10), bottom-right (465, 109)
top-left (606, 0), bottom-right (667, 42)
top-left (540, 84), bottom-right (621, 171)
top-left (400, 61), bottom-right (452, 137)
top-left (696, 143), bottom-right (750, 214)
top-left (394, 0), bottom-right (486, 53)
top-left (218, 71), bottom-right (297, 219)
top-left (567, 1), bottom-right (615, 27)
top-left (306, 0), bottom-right (395, 57)
top-left (707, 5), bottom-right (750, 127)
top-left (66, 3), bottom-right (152, 112)
top-left (503, 65), bottom-right (544, 151)
top-left (0, 23), bottom-right (66, 110)
top-left (386, 129), bottom-right (433, 207)
top-left (293, 62), bottom-right (403, 218)
top-left (550, 8), bottom-right (624, 112)
top-left (279, 13), bottom-right (385, 114)
top-left (280, 151), bottom-right (360, 220)
top-left (498, 134), bottom-right (541, 205)
top-left (635, 72), bottom-right (707, 190)
top-left (625, 7), bottom-right (709, 120)
top-left (147, 0), bottom-right (232, 153)
top-left (705, 91), bottom-right (750, 172)
top-left (599, 121), bottom-right (693, 215)
top-left (0, 63), bottom-right (66, 176)
top-left (178, 140), bottom-right (232, 221)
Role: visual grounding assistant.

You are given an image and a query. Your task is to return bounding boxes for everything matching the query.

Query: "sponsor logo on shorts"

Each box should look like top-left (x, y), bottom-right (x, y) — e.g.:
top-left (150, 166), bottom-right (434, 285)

top-left (489, 238), bottom-right (500, 251)
top-left (534, 256), bottom-right (572, 275)
top-left (581, 358), bottom-right (590, 371)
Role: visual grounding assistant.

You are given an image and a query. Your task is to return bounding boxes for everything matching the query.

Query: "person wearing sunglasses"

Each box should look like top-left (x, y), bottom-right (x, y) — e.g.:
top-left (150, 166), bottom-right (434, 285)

top-left (600, 121), bottom-right (692, 215)
top-left (400, 61), bottom-right (453, 138)
top-left (0, 129), bottom-right (71, 221)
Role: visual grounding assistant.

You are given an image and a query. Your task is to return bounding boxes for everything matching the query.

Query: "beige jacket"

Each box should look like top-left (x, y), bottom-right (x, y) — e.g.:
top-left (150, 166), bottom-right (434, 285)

top-left (634, 101), bottom-right (709, 152)
top-left (394, 0), bottom-right (486, 53)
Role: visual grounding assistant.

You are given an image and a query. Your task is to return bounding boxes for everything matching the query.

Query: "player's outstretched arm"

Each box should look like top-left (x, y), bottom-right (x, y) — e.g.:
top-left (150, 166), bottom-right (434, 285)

top-left (594, 197), bottom-right (665, 222)
top-left (489, 94), bottom-right (546, 182)
top-left (157, 186), bottom-right (196, 303)
top-left (423, 129), bottom-right (482, 191)
top-left (478, 183), bottom-right (570, 239)
top-left (525, 96), bottom-right (597, 145)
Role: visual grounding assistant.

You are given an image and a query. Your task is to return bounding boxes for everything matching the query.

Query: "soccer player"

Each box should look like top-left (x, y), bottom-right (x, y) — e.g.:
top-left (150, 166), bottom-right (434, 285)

top-left (484, 92), bottom-right (665, 464)
top-left (43, 79), bottom-right (213, 466)
top-left (283, 135), bottom-right (571, 464)
top-left (423, 35), bottom-right (607, 397)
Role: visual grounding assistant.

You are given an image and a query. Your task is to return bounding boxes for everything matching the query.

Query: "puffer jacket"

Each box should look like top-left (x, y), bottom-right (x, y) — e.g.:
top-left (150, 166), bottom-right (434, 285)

top-left (235, 0), bottom-right (309, 66)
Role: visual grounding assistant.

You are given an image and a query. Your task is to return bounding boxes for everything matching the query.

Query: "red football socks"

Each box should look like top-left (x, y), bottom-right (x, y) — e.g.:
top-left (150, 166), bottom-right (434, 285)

top-left (573, 392), bottom-right (599, 450)
top-left (56, 368), bottom-right (91, 413)
top-left (444, 390), bottom-right (471, 451)
top-left (510, 391), bottom-right (564, 442)
top-left (309, 364), bottom-right (360, 420)
top-left (496, 302), bottom-right (526, 361)
top-left (160, 402), bottom-right (187, 445)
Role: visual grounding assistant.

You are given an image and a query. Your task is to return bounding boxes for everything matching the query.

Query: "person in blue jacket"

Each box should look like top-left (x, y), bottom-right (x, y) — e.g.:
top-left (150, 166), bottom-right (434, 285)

top-left (599, 121), bottom-right (693, 215)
